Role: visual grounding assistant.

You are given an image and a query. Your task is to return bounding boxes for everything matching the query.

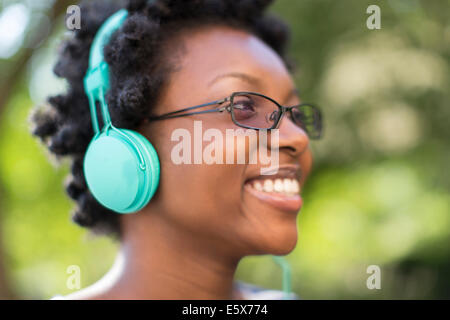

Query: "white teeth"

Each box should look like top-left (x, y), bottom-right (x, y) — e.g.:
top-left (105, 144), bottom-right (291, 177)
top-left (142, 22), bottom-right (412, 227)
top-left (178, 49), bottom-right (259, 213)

top-left (292, 180), bottom-right (300, 193)
top-left (263, 179), bottom-right (274, 192)
top-left (283, 178), bottom-right (293, 193)
top-left (250, 178), bottom-right (300, 195)
top-left (274, 179), bottom-right (283, 192)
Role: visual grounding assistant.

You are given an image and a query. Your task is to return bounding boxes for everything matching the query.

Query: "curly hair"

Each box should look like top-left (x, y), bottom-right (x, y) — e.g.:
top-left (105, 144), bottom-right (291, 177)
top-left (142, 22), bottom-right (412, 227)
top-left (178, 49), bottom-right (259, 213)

top-left (29, 0), bottom-right (292, 238)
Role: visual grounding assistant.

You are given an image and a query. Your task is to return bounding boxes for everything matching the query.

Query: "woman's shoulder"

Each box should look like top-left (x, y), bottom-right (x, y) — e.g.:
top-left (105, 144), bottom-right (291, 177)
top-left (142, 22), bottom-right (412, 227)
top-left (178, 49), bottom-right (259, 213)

top-left (49, 286), bottom-right (110, 300)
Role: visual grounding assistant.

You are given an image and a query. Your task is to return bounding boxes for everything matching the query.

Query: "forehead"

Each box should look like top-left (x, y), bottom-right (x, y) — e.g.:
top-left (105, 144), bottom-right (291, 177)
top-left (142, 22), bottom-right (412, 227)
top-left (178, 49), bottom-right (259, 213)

top-left (163, 25), bottom-right (295, 101)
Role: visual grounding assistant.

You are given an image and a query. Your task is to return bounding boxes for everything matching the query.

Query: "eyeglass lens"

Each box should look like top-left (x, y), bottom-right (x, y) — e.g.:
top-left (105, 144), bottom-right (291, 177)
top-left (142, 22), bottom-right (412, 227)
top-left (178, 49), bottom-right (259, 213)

top-left (230, 93), bottom-right (322, 139)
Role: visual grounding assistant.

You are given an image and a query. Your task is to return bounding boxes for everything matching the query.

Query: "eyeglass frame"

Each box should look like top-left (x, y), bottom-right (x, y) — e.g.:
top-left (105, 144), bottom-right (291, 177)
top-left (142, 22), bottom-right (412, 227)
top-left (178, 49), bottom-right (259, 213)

top-left (147, 91), bottom-right (322, 139)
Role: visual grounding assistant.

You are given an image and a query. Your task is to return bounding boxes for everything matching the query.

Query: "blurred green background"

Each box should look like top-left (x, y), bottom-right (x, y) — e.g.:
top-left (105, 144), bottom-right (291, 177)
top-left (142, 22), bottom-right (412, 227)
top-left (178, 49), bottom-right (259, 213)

top-left (0, 0), bottom-right (448, 299)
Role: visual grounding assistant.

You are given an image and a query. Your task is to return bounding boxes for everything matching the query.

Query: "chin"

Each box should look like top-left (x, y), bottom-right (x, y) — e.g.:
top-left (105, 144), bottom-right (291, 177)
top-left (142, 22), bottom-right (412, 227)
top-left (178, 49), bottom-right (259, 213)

top-left (249, 222), bottom-right (299, 256)
top-left (268, 230), bottom-right (298, 255)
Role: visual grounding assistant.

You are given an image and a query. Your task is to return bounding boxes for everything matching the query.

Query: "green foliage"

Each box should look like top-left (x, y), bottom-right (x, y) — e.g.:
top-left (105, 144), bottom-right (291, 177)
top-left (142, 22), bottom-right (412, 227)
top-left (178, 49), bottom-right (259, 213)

top-left (0, 0), bottom-right (449, 299)
top-left (0, 85), bottom-right (117, 299)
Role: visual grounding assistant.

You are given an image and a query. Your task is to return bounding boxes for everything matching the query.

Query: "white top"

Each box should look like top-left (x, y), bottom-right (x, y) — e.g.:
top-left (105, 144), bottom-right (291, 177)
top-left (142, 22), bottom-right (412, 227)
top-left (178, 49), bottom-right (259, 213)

top-left (235, 281), bottom-right (298, 300)
top-left (51, 281), bottom-right (297, 300)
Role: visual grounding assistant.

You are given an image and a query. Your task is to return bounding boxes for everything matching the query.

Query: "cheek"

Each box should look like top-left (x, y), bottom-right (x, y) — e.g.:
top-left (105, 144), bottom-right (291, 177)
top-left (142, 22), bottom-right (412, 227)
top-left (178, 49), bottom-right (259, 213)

top-left (160, 163), bottom-right (246, 239)
top-left (150, 126), bottom-right (245, 235)
top-left (299, 149), bottom-right (313, 186)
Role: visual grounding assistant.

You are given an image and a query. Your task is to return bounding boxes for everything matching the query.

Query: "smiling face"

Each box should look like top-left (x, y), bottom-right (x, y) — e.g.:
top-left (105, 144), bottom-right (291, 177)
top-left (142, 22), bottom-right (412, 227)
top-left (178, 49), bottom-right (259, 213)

top-left (136, 25), bottom-right (313, 257)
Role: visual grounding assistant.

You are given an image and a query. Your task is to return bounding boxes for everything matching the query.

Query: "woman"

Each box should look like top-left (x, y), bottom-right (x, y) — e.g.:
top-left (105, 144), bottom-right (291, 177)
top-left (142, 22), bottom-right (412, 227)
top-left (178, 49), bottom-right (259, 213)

top-left (30, 0), bottom-right (322, 299)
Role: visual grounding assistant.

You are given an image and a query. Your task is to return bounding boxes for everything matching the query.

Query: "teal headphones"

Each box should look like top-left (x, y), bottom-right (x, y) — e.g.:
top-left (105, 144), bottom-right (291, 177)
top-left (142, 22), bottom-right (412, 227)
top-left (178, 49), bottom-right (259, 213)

top-left (83, 8), bottom-right (293, 299)
top-left (83, 9), bottom-right (160, 214)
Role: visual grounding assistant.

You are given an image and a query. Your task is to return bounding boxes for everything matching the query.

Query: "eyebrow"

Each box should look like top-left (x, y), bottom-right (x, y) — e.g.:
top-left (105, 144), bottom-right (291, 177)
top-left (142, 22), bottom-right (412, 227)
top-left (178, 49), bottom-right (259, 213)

top-left (208, 72), bottom-right (262, 87)
top-left (208, 71), bottom-right (301, 104)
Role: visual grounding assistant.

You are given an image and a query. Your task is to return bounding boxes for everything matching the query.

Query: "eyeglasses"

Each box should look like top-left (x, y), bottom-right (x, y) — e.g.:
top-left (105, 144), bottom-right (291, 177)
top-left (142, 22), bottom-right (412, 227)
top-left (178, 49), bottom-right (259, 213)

top-left (148, 91), bottom-right (323, 139)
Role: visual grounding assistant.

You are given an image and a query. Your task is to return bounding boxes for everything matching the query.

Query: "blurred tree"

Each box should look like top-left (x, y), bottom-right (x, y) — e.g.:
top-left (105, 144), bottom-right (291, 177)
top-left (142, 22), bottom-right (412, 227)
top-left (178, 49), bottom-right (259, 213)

top-left (0, 0), bottom-right (74, 299)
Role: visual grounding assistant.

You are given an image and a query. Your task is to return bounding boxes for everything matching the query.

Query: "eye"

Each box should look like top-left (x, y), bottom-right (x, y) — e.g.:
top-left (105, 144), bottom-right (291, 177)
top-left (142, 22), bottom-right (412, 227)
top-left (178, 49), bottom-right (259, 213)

top-left (232, 97), bottom-right (257, 120)
top-left (233, 98), bottom-right (255, 112)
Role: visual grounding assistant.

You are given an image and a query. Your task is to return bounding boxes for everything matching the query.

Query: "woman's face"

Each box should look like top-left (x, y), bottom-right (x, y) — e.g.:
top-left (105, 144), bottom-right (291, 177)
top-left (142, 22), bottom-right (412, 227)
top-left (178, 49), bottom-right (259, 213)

top-left (138, 25), bottom-right (312, 257)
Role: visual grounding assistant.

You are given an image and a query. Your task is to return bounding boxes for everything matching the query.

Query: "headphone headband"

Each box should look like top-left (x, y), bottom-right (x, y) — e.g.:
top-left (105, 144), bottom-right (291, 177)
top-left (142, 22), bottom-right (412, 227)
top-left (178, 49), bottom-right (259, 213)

top-left (88, 9), bottom-right (128, 69)
top-left (84, 9), bottom-right (128, 134)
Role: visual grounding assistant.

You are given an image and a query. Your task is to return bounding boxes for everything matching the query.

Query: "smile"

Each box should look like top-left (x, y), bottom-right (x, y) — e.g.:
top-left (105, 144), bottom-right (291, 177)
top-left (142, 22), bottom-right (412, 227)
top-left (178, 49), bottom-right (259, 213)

top-left (244, 166), bottom-right (303, 213)
top-left (246, 178), bottom-right (300, 196)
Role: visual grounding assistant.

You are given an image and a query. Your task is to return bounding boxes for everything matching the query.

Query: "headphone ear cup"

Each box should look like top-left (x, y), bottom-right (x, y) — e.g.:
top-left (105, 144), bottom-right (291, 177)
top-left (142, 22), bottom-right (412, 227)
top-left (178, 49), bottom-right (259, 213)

top-left (122, 129), bottom-right (160, 212)
top-left (83, 129), bottom-right (160, 213)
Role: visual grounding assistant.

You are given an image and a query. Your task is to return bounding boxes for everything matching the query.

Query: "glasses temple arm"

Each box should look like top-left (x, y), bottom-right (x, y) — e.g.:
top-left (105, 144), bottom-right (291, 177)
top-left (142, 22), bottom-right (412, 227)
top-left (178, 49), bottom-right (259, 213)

top-left (149, 108), bottom-right (228, 121)
top-left (148, 98), bottom-right (229, 120)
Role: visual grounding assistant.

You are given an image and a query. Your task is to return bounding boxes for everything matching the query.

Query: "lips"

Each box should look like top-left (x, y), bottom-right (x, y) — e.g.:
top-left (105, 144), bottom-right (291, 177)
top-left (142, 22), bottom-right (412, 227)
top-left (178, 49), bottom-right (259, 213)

top-left (243, 165), bottom-right (303, 213)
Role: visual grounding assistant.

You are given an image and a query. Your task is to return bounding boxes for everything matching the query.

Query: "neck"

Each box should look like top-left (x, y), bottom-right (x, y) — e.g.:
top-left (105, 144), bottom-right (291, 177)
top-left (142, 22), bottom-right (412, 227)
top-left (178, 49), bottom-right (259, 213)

top-left (92, 211), bottom-right (243, 299)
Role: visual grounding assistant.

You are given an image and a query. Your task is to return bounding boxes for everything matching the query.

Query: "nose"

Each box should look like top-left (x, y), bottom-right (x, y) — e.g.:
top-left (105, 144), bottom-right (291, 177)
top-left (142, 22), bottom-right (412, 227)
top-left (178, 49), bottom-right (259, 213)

top-left (275, 114), bottom-right (310, 158)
